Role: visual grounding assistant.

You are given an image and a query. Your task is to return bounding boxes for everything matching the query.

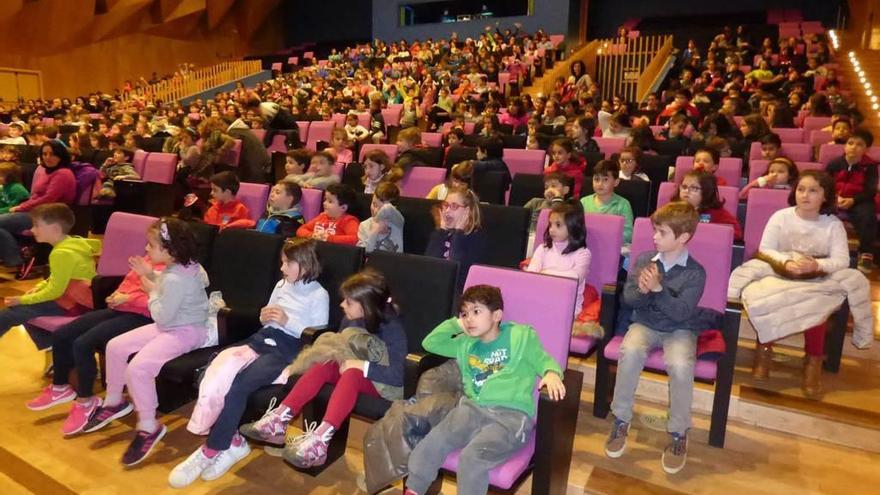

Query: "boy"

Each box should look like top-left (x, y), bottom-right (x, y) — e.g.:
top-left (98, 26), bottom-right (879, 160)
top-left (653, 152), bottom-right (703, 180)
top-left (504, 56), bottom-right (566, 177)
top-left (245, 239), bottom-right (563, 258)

top-left (759, 133), bottom-right (782, 160)
top-left (357, 182), bottom-right (404, 253)
top-left (405, 285), bottom-right (565, 495)
top-left (580, 160), bottom-right (634, 244)
top-left (826, 129), bottom-right (878, 273)
top-left (0, 204), bottom-right (101, 343)
top-left (255, 180), bottom-right (304, 237)
top-left (285, 149), bottom-right (311, 176)
top-left (203, 171), bottom-right (255, 230)
top-left (692, 147), bottom-right (726, 186)
top-left (286, 151), bottom-right (340, 190)
top-left (524, 172), bottom-right (572, 230)
top-left (296, 183), bottom-right (359, 245)
top-left (96, 147), bottom-right (140, 199)
top-left (395, 127), bottom-right (424, 172)
top-left (0, 123), bottom-right (27, 145)
top-left (472, 137), bottom-right (512, 196)
top-left (829, 116), bottom-right (852, 145)
top-left (605, 202), bottom-right (703, 474)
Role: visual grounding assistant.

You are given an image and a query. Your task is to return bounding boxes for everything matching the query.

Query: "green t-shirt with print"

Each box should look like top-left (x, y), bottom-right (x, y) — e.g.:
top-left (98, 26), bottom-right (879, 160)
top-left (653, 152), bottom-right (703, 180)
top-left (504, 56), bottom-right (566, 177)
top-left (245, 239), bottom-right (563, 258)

top-left (467, 330), bottom-right (511, 394)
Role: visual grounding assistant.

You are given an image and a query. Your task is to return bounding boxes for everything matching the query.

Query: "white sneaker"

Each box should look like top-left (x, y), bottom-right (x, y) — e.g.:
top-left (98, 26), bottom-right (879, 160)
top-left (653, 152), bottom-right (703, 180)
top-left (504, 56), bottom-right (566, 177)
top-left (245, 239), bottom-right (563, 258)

top-left (201, 440), bottom-right (251, 481)
top-left (169, 447), bottom-right (215, 488)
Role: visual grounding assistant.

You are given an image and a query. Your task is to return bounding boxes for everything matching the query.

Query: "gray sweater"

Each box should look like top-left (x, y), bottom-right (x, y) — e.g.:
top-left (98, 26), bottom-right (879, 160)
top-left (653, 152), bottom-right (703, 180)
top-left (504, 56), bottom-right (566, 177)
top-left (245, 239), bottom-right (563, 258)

top-left (149, 262), bottom-right (210, 330)
top-left (623, 251), bottom-right (706, 332)
top-left (357, 204), bottom-right (405, 253)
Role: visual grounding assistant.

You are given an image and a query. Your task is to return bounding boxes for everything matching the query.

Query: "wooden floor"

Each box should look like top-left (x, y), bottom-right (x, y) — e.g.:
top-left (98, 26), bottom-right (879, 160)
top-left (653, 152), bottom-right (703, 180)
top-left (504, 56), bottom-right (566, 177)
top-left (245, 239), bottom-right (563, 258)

top-left (0, 272), bottom-right (878, 494)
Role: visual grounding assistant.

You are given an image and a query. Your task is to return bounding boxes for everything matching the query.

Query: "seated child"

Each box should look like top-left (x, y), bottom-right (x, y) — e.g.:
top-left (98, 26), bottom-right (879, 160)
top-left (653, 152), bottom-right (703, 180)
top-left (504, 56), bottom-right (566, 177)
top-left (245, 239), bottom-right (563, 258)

top-left (545, 138), bottom-right (587, 197)
top-left (296, 183), bottom-right (359, 245)
top-left (286, 151), bottom-right (341, 190)
top-left (0, 162), bottom-right (29, 213)
top-left (826, 129), bottom-right (878, 272)
top-left (739, 157), bottom-right (798, 199)
top-left (473, 136), bottom-right (512, 193)
top-left (444, 127), bottom-right (465, 163)
top-left (96, 147), bottom-right (140, 199)
top-left (692, 146), bottom-right (727, 186)
top-left (285, 149), bottom-right (311, 177)
top-left (395, 127), bottom-right (423, 172)
top-left (425, 187), bottom-right (487, 289)
top-left (0, 123), bottom-right (28, 145)
top-left (343, 112), bottom-right (370, 142)
top-left (759, 133), bottom-right (783, 160)
top-left (404, 284), bottom-right (566, 495)
top-left (0, 204), bottom-right (100, 341)
top-left (428, 160), bottom-right (472, 200)
top-left (363, 149), bottom-right (403, 194)
top-left (328, 128), bottom-right (353, 172)
top-left (203, 171), bottom-right (255, 230)
top-left (568, 116), bottom-right (600, 156)
top-left (829, 116), bottom-right (852, 145)
top-left (674, 170), bottom-right (742, 240)
top-left (524, 172), bottom-right (572, 230)
top-left (357, 182), bottom-right (404, 253)
top-left (618, 146), bottom-right (649, 181)
top-left (525, 116), bottom-right (541, 150)
top-left (580, 160), bottom-right (634, 244)
top-left (605, 202), bottom-right (704, 475)
top-left (659, 114), bottom-right (691, 147)
top-left (255, 180), bottom-right (304, 237)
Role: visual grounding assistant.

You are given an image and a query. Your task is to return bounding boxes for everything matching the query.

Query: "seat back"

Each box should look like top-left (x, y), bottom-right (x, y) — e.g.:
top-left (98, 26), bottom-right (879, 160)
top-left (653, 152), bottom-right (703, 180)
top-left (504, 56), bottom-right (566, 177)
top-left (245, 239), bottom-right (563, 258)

top-left (142, 152), bottom-right (177, 184)
top-left (772, 128), bottom-right (805, 143)
top-left (330, 113), bottom-right (347, 128)
top-left (267, 134), bottom-right (288, 154)
top-left (479, 203), bottom-right (529, 268)
top-left (803, 116), bottom-right (832, 132)
top-left (250, 129), bottom-right (267, 143)
top-left (381, 108), bottom-right (401, 128)
top-left (209, 230), bottom-right (283, 312)
top-left (502, 148), bottom-right (545, 177)
top-left (98, 212), bottom-right (158, 276)
top-left (444, 145), bottom-right (478, 169)
top-left (743, 188), bottom-right (791, 259)
top-left (630, 218), bottom-right (733, 312)
top-left (594, 137), bottom-right (626, 156)
top-left (421, 132), bottom-right (443, 147)
top-left (817, 143), bottom-right (843, 165)
top-left (615, 179), bottom-right (652, 218)
top-left (300, 188), bottom-right (324, 221)
top-left (359, 143), bottom-right (399, 163)
top-left (306, 121), bottom-right (335, 151)
top-left (133, 149), bottom-right (149, 177)
top-left (296, 121), bottom-right (311, 144)
top-left (809, 130), bottom-right (833, 146)
top-left (508, 173), bottom-right (544, 206)
top-left (237, 183), bottom-right (270, 222)
top-left (752, 142), bottom-right (813, 161)
top-left (673, 156), bottom-right (741, 187)
top-left (314, 242), bottom-right (364, 326)
top-left (656, 182), bottom-right (738, 218)
top-left (397, 196), bottom-right (438, 255)
top-left (366, 252), bottom-right (458, 353)
top-left (400, 167), bottom-right (446, 198)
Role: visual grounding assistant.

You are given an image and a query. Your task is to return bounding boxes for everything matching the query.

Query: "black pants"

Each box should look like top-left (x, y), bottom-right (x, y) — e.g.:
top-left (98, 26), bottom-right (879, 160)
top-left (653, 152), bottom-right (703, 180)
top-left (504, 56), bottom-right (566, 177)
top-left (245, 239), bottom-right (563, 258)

top-left (51, 309), bottom-right (152, 397)
top-left (848, 200), bottom-right (877, 254)
top-left (205, 327), bottom-right (302, 450)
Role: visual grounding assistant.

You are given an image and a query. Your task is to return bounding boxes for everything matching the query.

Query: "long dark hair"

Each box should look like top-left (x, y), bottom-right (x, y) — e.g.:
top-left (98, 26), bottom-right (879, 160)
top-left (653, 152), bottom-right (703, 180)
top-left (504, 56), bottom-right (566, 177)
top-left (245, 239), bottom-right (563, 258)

top-left (340, 268), bottom-right (399, 333)
top-left (543, 200), bottom-right (587, 254)
top-left (40, 139), bottom-right (71, 172)
top-left (149, 217), bottom-right (198, 266)
top-left (673, 170), bottom-right (724, 211)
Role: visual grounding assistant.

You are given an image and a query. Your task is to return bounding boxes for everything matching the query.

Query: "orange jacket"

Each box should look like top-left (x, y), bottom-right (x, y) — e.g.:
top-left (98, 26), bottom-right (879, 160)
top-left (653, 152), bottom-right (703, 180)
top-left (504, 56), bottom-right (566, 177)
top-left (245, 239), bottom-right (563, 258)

top-left (203, 199), bottom-right (255, 230)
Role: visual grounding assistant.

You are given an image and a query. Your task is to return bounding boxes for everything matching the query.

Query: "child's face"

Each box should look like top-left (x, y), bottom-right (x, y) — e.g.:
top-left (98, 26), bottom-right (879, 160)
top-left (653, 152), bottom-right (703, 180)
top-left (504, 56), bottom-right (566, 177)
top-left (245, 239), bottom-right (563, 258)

top-left (795, 175), bottom-right (826, 214)
top-left (210, 184), bottom-right (234, 203)
top-left (619, 152), bottom-right (637, 175)
top-left (458, 301), bottom-right (501, 340)
top-left (592, 173), bottom-right (618, 197)
top-left (547, 211), bottom-right (570, 243)
top-left (550, 145), bottom-right (571, 164)
top-left (346, 116), bottom-right (358, 127)
top-left (476, 147), bottom-right (487, 160)
top-left (280, 253), bottom-right (301, 283)
top-left (760, 143), bottom-right (780, 160)
top-left (30, 218), bottom-right (62, 244)
top-left (693, 151), bottom-right (717, 173)
top-left (323, 192), bottom-right (347, 218)
top-left (440, 191), bottom-right (469, 229)
top-left (286, 156), bottom-right (305, 175)
top-left (652, 222), bottom-right (690, 253)
top-left (113, 150), bottom-right (126, 163)
top-left (340, 296), bottom-right (365, 320)
top-left (145, 232), bottom-right (172, 264)
top-left (543, 179), bottom-right (568, 199)
top-left (669, 121), bottom-right (685, 137)
top-left (310, 156), bottom-right (333, 176)
top-left (364, 159), bottom-right (383, 180)
top-left (832, 122), bottom-right (851, 142)
top-left (370, 195), bottom-right (388, 217)
top-left (679, 176), bottom-right (703, 208)
top-left (269, 184), bottom-right (294, 210)
top-left (567, 122), bottom-right (583, 140)
top-left (396, 137), bottom-right (414, 152)
top-left (8, 127), bottom-right (21, 138)
top-left (767, 162), bottom-right (790, 185)
top-left (447, 133), bottom-right (461, 146)
top-left (845, 137), bottom-right (867, 162)
top-left (331, 133), bottom-right (346, 148)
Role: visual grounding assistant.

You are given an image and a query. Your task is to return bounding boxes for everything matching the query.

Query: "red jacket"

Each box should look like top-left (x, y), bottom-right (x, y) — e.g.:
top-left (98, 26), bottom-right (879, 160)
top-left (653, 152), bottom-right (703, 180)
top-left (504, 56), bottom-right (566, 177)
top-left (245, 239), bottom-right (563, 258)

top-left (545, 157), bottom-right (587, 197)
top-left (112, 257), bottom-right (166, 317)
top-left (701, 207), bottom-right (742, 241)
top-left (296, 212), bottom-right (359, 245)
top-left (203, 199), bottom-right (255, 230)
top-left (826, 155), bottom-right (879, 204)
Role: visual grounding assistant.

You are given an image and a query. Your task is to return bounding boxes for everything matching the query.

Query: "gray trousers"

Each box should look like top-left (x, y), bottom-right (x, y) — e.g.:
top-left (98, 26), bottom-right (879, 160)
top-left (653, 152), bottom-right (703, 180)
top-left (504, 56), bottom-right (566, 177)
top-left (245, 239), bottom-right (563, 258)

top-left (406, 397), bottom-right (533, 495)
top-left (610, 323), bottom-right (697, 434)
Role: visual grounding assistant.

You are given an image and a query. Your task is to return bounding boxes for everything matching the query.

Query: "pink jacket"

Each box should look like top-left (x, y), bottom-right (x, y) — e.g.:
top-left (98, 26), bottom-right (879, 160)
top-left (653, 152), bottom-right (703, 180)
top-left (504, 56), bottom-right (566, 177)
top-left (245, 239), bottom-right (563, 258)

top-left (17, 167), bottom-right (76, 211)
top-left (525, 241), bottom-right (591, 316)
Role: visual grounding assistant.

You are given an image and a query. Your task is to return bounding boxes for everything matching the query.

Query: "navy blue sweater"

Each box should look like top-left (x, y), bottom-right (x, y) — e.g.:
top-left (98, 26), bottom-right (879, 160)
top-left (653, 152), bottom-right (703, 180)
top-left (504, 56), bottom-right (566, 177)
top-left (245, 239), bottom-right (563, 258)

top-left (340, 315), bottom-right (407, 388)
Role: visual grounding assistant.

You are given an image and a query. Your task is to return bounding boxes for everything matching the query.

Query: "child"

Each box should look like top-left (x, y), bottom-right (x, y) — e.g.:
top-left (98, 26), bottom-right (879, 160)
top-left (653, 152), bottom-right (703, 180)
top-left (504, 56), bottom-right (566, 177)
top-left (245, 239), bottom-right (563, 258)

top-left (618, 146), bottom-right (649, 181)
top-left (255, 180), bottom-right (304, 237)
top-left (605, 202), bottom-right (703, 474)
top-left (443, 128), bottom-right (465, 164)
top-left (427, 160), bottom-right (473, 200)
top-left (296, 183), bottom-right (359, 245)
top-left (759, 133), bottom-right (782, 160)
top-left (829, 117), bottom-right (852, 145)
top-left (96, 147), bottom-right (141, 199)
top-left (169, 238), bottom-right (329, 487)
top-left (739, 157), bottom-right (798, 199)
top-left (0, 162), bottom-right (29, 213)
top-left (674, 170), bottom-right (743, 240)
top-left (580, 160), bottom-right (635, 244)
top-left (362, 149), bottom-right (403, 194)
top-left (0, 204), bottom-right (100, 338)
top-left (395, 127), bottom-right (423, 172)
top-left (82, 218), bottom-right (209, 466)
top-left (425, 187), bottom-right (487, 288)
top-left (287, 151), bottom-right (341, 190)
top-left (544, 138), bottom-right (587, 197)
top-left (473, 137), bottom-right (512, 193)
top-left (525, 116), bottom-right (541, 150)
top-left (692, 146), bottom-right (727, 186)
top-left (343, 112), bottom-right (370, 142)
top-left (0, 123), bottom-right (27, 145)
top-left (285, 149), bottom-right (312, 177)
top-left (524, 201), bottom-right (591, 329)
top-left (660, 114), bottom-right (690, 145)
top-left (27, 255), bottom-right (163, 436)
top-left (328, 128), bottom-right (353, 171)
top-left (239, 269), bottom-right (406, 469)
top-left (524, 172), bottom-right (572, 230)
top-left (568, 116), bottom-right (600, 156)
top-left (203, 171), bottom-right (255, 230)
top-left (358, 182), bottom-right (404, 253)
top-left (404, 285), bottom-right (565, 495)
top-left (826, 129), bottom-right (878, 272)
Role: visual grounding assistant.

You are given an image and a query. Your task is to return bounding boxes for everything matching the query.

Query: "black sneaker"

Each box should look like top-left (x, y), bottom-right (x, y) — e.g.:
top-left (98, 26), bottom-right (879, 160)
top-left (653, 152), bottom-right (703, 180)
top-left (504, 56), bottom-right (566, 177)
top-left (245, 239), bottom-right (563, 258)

top-left (121, 425), bottom-right (167, 466)
top-left (82, 401), bottom-right (134, 433)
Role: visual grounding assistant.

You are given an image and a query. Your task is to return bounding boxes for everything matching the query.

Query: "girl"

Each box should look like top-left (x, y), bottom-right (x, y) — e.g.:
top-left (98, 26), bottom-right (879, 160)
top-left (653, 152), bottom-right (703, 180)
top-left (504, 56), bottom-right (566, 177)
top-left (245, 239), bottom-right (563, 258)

top-left (239, 269), bottom-right (406, 469)
top-left (499, 98), bottom-right (529, 130)
top-left (362, 149), bottom-right (403, 194)
top-left (478, 114), bottom-right (500, 138)
top-left (169, 238), bottom-right (329, 487)
top-left (618, 146), bottom-right (649, 182)
top-left (427, 160), bottom-right (473, 200)
top-left (328, 128), bottom-right (353, 172)
top-left (83, 218), bottom-right (209, 466)
top-left (674, 170), bottom-right (743, 240)
top-left (425, 187), bottom-right (487, 289)
top-left (343, 113), bottom-right (370, 142)
top-left (544, 138), bottom-right (587, 197)
top-left (525, 201), bottom-right (591, 330)
top-left (739, 157), bottom-right (798, 199)
top-left (296, 184), bottom-right (360, 245)
top-left (567, 116), bottom-right (600, 156)
top-left (0, 162), bottom-right (29, 213)
top-left (732, 171), bottom-right (873, 397)
top-left (358, 182), bottom-right (405, 253)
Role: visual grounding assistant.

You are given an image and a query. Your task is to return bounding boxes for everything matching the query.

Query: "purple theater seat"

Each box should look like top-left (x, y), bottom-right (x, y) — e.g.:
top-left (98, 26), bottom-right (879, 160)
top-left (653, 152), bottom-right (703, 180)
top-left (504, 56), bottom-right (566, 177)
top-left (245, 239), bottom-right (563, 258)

top-left (250, 129), bottom-right (267, 143)
top-left (237, 183), bottom-right (270, 223)
top-left (771, 127), bottom-right (805, 143)
top-left (502, 148), bottom-right (545, 177)
top-left (267, 134), bottom-right (288, 154)
top-left (656, 182), bottom-right (738, 218)
top-left (330, 113), bottom-right (347, 128)
top-left (673, 156), bottom-right (742, 188)
top-left (743, 188), bottom-right (790, 259)
top-left (594, 137), bottom-right (626, 156)
top-left (421, 132), bottom-right (443, 147)
top-left (296, 121), bottom-right (311, 145)
top-left (306, 121), bottom-right (335, 151)
top-left (142, 152), bottom-right (178, 184)
top-left (803, 116), bottom-right (832, 133)
top-left (751, 142), bottom-right (813, 161)
top-left (132, 149), bottom-right (149, 178)
top-left (381, 108), bottom-right (401, 128)
top-left (809, 130), bottom-right (832, 146)
top-left (400, 167), bottom-right (446, 198)
top-left (300, 188), bottom-right (323, 221)
top-left (359, 143), bottom-right (399, 163)
top-left (748, 160), bottom-right (823, 184)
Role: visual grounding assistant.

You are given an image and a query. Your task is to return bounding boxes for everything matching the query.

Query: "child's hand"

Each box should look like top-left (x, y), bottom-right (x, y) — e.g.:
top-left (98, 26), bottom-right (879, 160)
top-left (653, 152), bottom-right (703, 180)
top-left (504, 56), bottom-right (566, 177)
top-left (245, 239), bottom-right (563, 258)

top-left (762, 173), bottom-right (777, 186)
top-left (260, 305), bottom-right (288, 326)
top-left (369, 220), bottom-right (388, 236)
top-left (639, 264), bottom-right (662, 292)
top-left (544, 186), bottom-right (561, 200)
top-left (312, 230), bottom-right (329, 241)
top-left (539, 371), bottom-right (566, 401)
top-left (837, 197), bottom-right (855, 210)
top-left (128, 256), bottom-right (153, 277)
top-left (4, 296), bottom-right (20, 307)
top-left (341, 359), bottom-right (365, 373)
top-left (106, 292), bottom-right (129, 308)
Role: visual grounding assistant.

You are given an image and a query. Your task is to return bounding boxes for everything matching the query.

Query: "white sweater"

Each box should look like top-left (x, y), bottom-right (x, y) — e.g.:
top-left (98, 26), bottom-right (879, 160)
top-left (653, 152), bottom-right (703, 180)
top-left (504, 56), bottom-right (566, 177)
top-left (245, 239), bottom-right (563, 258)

top-left (758, 207), bottom-right (849, 274)
top-left (265, 279), bottom-right (329, 338)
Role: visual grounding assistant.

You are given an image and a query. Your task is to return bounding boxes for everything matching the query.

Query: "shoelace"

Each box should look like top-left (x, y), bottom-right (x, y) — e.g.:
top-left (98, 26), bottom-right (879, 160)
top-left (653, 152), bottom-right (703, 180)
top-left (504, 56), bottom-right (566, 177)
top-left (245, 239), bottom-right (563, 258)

top-left (671, 436), bottom-right (686, 456)
top-left (289, 420), bottom-right (319, 449)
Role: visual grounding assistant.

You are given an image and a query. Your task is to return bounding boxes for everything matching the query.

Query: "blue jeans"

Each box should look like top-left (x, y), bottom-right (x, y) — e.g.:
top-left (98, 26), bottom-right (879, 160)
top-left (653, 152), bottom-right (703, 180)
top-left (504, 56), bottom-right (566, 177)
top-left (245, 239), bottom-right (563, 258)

top-left (0, 212), bottom-right (32, 265)
top-left (610, 323), bottom-right (697, 434)
top-left (0, 301), bottom-right (67, 345)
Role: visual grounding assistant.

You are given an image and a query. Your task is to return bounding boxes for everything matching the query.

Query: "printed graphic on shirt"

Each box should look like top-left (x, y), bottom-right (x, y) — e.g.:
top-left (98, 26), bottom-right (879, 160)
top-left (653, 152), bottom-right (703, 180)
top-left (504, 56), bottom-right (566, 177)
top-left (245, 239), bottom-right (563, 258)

top-left (314, 222), bottom-right (338, 238)
top-left (468, 332), bottom-right (510, 394)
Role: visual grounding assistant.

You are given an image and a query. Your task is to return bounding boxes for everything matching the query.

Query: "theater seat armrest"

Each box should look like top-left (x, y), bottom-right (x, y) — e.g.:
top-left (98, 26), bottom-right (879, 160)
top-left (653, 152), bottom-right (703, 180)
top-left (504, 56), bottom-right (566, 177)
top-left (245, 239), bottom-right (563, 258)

top-left (404, 352), bottom-right (448, 398)
top-left (534, 369), bottom-right (583, 488)
top-left (91, 275), bottom-right (125, 309)
top-left (301, 326), bottom-right (334, 346)
top-left (217, 307), bottom-right (262, 345)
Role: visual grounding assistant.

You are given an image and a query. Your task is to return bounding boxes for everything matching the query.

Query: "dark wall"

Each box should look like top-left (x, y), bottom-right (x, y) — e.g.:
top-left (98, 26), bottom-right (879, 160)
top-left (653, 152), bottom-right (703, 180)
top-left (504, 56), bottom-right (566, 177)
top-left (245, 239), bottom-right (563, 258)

top-left (283, 0), bottom-right (373, 46)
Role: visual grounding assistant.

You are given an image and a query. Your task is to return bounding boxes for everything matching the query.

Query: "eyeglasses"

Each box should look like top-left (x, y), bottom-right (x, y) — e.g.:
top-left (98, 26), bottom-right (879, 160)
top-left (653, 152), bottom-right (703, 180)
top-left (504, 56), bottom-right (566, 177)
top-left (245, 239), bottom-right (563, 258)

top-left (679, 184), bottom-right (702, 193)
top-left (440, 201), bottom-right (467, 211)
top-left (619, 158), bottom-right (636, 164)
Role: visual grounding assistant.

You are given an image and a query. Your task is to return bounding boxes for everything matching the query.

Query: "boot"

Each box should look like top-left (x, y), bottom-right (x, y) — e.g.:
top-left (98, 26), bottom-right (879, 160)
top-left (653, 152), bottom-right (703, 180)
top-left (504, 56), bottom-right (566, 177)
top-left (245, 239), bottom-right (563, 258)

top-left (802, 355), bottom-right (824, 399)
top-left (751, 343), bottom-right (773, 380)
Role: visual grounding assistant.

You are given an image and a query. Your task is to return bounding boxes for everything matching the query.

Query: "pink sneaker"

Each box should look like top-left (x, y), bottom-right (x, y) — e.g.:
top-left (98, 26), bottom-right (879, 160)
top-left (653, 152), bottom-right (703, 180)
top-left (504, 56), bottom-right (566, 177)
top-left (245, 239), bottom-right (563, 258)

top-left (26, 385), bottom-right (75, 411)
top-left (61, 397), bottom-right (101, 436)
top-left (282, 421), bottom-right (331, 469)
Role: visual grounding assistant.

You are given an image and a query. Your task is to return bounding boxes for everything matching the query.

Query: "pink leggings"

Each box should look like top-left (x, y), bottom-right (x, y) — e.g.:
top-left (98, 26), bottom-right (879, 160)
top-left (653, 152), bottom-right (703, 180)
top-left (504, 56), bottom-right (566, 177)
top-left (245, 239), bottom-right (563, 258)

top-left (767, 322), bottom-right (827, 357)
top-left (282, 361), bottom-right (380, 429)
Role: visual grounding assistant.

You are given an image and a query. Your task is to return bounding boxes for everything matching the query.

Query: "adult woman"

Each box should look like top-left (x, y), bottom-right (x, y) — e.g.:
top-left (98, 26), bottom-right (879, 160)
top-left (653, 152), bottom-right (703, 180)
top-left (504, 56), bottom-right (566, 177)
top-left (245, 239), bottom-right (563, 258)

top-left (569, 60), bottom-right (593, 90)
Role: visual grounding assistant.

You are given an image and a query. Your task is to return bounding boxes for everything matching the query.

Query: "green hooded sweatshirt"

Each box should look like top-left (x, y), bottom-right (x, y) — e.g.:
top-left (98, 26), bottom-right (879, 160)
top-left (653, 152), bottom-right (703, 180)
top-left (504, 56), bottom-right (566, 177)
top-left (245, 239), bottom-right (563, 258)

top-left (422, 317), bottom-right (563, 417)
top-left (20, 236), bottom-right (101, 306)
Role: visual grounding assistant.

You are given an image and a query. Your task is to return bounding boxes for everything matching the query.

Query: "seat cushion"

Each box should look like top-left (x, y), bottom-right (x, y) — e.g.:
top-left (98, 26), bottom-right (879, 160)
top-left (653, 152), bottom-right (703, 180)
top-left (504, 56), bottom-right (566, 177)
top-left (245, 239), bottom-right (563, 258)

top-left (26, 316), bottom-right (78, 332)
top-left (442, 433), bottom-right (535, 490)
top-left (603, 335), bottom-right (718, 381)
top-left (159, 346), bottom-right (223, 385)
top-left (315, 383), bottom-right (392, 420)
top-left (569, 336), bottom-right (597, 355)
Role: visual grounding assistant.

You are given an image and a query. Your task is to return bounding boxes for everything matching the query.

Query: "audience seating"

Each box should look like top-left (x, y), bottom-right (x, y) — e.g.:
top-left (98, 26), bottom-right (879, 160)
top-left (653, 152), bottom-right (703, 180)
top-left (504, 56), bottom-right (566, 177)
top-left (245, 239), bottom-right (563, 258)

top-left (503, 149), bottom-right (546, 177)
top-left (237, 183), bottom-right (271, 223)
top-left (656, 182), bottom-right (739, 218)
top-left (267, 134), bottom-right (288, 154)
top-left (132, 149), bottom-right (149, 177)
top-left (594, 137), bottom-right (626, 156)
top-left (421, 132), bottom-right (443, 147)
top-left (803, 116), bottom-right (832, 133)
top-left (742, 188), bottom-right (790, 260)
top-left (809, 130), bottom-right (833, 146)
top-left (593, 219), bottom-right (740, 448)
top-left (359, 143), bottom-right (398, 163)
top-left (300, 188), bottom-right (324, 221)
top-left (479, 203), bottom-right (529, 268)
top-left (747, 160), bottom-right (823, 183)
top-left (508, 173), bottom-right (545, 207)
top-left (771, 128), bottom-right (805, 143)
top-left (673, 156), bottom-right (742, 188)
top-left (141, 152), bottom-right (177, 184)
top-left (296, 121), bottom-right (311, 145)
top-left (306, 121), bottom-right (335, 151)
top-left (381, 107), bottom-right (402, 128)
top-left (501, 134), bottom-right (527, 149)
top-left (750, 142), bottom-right (813, 162)
top-left (400, 167), bottom-right (446, 198)
top-left (444, 145), bottom-right (478, 169)
top-left (397, 197), bottom-right (440, 256)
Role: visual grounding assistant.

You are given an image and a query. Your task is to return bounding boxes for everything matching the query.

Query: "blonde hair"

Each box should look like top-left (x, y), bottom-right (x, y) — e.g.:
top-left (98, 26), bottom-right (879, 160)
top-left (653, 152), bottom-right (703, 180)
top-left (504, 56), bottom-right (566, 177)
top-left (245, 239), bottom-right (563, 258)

top-left (445, 186), bottom-right (481, 234)
top-left (397, 127), bottom-right (422, 146)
